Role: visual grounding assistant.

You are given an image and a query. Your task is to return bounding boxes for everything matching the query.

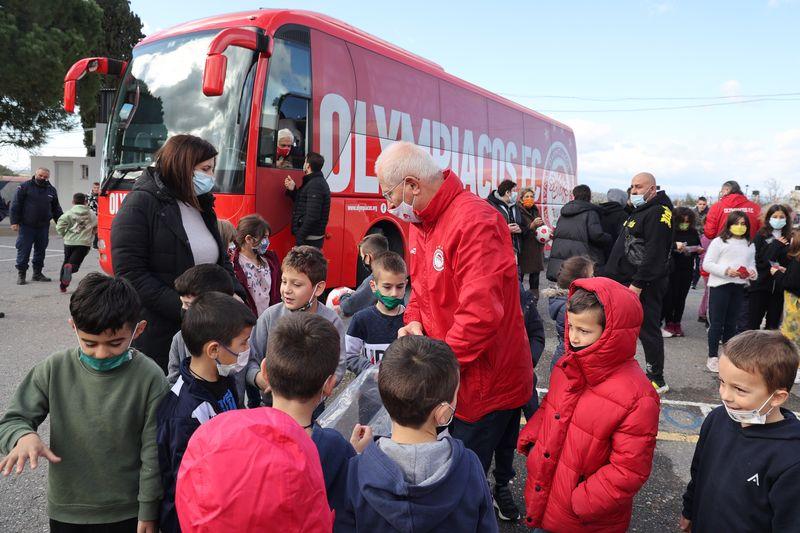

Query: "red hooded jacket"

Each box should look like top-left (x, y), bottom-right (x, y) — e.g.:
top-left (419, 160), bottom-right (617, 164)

top-left (704, 192), bottom-right (761, 239)
top-left (404, 170), bottom-right (533, 423)
top-left (175, 408), bottom-right (334, 532)
top-left (517, 277), bottom-right (660, 532)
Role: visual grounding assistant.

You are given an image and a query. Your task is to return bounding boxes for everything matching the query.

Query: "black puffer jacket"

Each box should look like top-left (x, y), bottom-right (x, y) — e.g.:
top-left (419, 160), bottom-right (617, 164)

top-left (599, 201), bottom-right (628, 258)
top-left (486, 190), bottom-right (526, 256)
top-left (111, 168), bottom-right (243, 370)
top-left (545, 200), bottom-right (610, 281)
top-left (288, 171), bottom-right (331, 243)
top-left (605, 191), bottom-right (674, 288)
top-left (9, 178), bottom-right (63, 228)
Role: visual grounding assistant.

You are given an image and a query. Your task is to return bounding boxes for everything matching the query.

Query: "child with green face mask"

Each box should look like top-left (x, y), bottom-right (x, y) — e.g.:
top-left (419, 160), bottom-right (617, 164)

top-left (344, 252), bottom-right (409, 377)
top-left (702, 210), bottom-right (757, 373)
top-left (662, 207), bottom-right (703, 338)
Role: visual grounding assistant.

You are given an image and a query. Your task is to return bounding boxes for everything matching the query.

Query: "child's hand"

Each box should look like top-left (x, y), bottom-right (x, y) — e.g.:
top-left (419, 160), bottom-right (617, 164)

top-left (724, 267), bottom-right (739, 277)
top-left (0, 433), bottom-right (61, 476)
top-left (398, 321), bottom-right (424, 337)
top-left (137, 520), bottom-right (157, 533)
top-left (350, 424), bottom-right (373, 454)
top-left (679, 515), bottom-right (692, 532)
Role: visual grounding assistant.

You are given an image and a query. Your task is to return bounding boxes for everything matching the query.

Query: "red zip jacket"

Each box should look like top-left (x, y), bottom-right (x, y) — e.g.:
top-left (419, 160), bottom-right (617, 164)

top-left (517, 277), bottom-right (660, 532)
top-left (704, 193), bottom-right (761, 239)
top-left (404, 170), bottom-right (533, 423)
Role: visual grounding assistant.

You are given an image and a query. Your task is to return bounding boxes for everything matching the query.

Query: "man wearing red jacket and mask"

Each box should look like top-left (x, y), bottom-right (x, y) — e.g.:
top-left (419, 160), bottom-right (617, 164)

top-left (704, 180), bottom-right (761, 240)
top-left (375, 141), bottom-right (533, 522)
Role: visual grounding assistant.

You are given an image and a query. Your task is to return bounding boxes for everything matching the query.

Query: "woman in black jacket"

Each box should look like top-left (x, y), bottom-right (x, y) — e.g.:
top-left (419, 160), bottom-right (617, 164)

top-left (662, 207), bottom-right (702, 337)
top-left (111, 134), bottom-right (243, 371)
top-left (749, 204), bottom-right (792, 330)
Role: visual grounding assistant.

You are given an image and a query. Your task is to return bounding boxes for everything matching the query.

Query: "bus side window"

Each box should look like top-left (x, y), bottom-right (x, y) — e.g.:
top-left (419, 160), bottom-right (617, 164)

top-left (258, 36), bottom-right (311, 168)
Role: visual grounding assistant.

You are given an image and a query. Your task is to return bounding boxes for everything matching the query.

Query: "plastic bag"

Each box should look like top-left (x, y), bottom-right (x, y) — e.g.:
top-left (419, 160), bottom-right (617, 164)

top-left (318, 366), bottom-right (392, 437)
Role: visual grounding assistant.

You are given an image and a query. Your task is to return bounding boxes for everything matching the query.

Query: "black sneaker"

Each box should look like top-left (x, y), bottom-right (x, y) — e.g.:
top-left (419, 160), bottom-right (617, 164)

top-left (32, 271), bottom-right (51, 282)
top-left (493, 484), bottom-right (520, 521)
top-left (61, 264), bottom-right (73, 288)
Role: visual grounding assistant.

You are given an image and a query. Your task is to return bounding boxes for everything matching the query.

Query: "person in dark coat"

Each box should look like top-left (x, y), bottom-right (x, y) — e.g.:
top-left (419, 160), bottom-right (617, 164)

top-left (749, 204), bottom-right (792, 330)
top-left (486, 179), bottom-right (527, 259)
top-left (662, 207), bottom-right (702, 337)
top-left (517, 187), bottom-right (545, 296)
top-left (10, 168), bottom-right (63, 284)
top-left (111, 134), bottom-right (244, 371)
top-left (284, 151), bottom-right (331, 248)
top-left (599, 188), bottom-right (629, 259)
top-left (545, 184), bottom-right (610, 281)
top-left (605, 172), bottom-right (674, 394)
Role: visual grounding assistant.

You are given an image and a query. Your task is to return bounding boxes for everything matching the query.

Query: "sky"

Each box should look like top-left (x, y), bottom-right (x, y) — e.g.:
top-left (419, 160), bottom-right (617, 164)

top-left (5, 0), bottom-right (799, 198)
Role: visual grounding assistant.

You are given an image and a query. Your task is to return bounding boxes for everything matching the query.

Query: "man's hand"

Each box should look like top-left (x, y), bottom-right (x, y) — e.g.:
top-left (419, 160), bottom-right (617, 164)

top-left (0, 433), bottom-right (61, 476)
top-left (10, 224), bottom-right (19, 231)
top-left (679, 516), bottom-right (692, 532)
top-left (137, 520), bottom-right (157, 533)
top-left (349, 424), bottom-right (373, 454)
top-left (398, 321), bottom-right (424, 337)
top-left (628, 284), bottom-right (642, 296)
top-left (283, 176), bottom-right (296, 191)
top-left (508, 223), bottom-right (522, 234)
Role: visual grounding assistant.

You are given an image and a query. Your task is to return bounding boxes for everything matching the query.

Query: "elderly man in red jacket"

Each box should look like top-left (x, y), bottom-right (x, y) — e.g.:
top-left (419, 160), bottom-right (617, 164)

top-left (375, 141), bottom-right (533, 522)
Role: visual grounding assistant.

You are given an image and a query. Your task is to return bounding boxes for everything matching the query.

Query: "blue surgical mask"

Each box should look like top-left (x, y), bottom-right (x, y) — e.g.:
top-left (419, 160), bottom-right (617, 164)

top-left (630, 194), bottom-right (646, 208)
top-left (193, 171), bottom-right (215, 195)
top-left (770, 217), bottom-right (787, 230)
top-left (255, 237), bottom-right (270, 255)
top-left (509, 192), bottom-right (518, 204)
top-left (75, 327), bottom-right (137, 372)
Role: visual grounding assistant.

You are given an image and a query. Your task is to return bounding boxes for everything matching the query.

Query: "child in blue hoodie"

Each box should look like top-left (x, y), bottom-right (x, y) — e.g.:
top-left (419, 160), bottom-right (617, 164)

top-left (681, 330), bottom-right (800, 532)
top-left (156, 292), bottom-right (256, 533)
top-left (341, 335), bottom-right (498, 533)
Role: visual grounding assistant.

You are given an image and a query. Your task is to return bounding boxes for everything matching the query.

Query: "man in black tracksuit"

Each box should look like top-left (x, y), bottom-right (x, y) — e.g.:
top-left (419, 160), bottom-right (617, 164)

top-left (10, 168), bottom-right (63, 285)
top-left (284, 152), bottom-right (331, 249)
top-left (604, 172), bottom-right (673, 393)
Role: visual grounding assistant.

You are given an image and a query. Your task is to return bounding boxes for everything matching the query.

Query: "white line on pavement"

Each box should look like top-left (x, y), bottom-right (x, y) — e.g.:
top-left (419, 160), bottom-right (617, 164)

top-left (0, 254), bottom-right (63, 262)
top-left (0, 244), bottom-right (63, 253)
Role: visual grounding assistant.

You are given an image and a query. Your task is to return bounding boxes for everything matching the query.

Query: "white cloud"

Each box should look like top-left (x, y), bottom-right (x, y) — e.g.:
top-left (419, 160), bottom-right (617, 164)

top-left (648, 1), bottom-right (674, 15)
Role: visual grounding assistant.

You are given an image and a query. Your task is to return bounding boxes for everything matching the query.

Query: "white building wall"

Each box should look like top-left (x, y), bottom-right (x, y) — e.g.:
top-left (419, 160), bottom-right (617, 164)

top-left (30, 155), bottom-right (101, 210)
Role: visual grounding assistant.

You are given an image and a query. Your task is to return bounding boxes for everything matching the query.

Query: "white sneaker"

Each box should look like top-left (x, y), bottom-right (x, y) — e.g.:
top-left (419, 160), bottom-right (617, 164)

top-left (706, 357), bottom-right (720, 373)
top-left (661, 328), bottom-right (673, 338)
top-left (795, 369), bottom-right (800, 384)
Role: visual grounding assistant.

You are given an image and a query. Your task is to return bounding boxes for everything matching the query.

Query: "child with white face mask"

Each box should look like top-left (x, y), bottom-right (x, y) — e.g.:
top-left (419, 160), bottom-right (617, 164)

top-left (681, 330), bottom-right (800, 533)
top-left (748, 204), bottom-right (792, 331)
top-left (156, 292), bottom-right (256, 533)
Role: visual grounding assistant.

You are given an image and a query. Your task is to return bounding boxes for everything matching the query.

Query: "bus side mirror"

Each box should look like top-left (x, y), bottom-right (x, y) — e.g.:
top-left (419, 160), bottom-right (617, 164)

top-left (202, 27), bottom-right (269, 97)
top-left (63, 57), bottom-right (127, 113)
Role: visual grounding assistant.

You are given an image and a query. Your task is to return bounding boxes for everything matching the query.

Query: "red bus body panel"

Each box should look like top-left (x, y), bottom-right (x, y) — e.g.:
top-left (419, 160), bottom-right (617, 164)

top-left (98, 9), bottom-right (576, 286)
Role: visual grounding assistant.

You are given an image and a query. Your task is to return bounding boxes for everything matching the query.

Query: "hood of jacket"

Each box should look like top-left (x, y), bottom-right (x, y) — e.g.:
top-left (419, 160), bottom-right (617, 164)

top-left (68, 204), bottom-right (92, 217)
top-left (355, 436), bottom-right (472, 531)
top-left (415, 170), bottom-right (463, 228)
top-left (559, 199), bottom-right (599, 217)
top-left (542, 287), bottom-right (568, 320)
top-left (486, 190), bottom-right (512, 209)
top-left (563, 277), bottom-right (643, 385)
top-left (599, 201), bottom-right (626, 216)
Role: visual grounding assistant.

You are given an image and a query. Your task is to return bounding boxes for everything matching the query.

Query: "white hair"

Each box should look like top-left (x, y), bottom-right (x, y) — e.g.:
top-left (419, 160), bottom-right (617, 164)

top-left (277, 128), bottom-right (294, 143)
top-left (374, 141), bottom-right (442, 186)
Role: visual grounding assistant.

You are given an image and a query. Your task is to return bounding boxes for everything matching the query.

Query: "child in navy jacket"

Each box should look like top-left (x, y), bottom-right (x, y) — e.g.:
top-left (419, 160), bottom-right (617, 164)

top-left (156, 293), bottom-right (255, 533)
top-left (681, 330), bottom-right (800, 532)
top-left (341, 336), bottom-right (498, 533)
top-left (261, 312), bottom-right (372, 531)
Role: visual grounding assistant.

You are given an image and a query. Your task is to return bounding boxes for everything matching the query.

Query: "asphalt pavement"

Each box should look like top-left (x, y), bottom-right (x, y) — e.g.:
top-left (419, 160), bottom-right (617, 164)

top-left (0, 223), bottom-right (798, 532)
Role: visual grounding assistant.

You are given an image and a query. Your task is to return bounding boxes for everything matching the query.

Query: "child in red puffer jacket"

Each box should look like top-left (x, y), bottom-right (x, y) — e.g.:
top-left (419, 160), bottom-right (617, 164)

top-left (518, 277), bottom-right (660, 532)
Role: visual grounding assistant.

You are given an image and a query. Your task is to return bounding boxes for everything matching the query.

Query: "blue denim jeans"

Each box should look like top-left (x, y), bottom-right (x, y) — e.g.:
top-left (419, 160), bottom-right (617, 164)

top-left (15, 224), bottom-right (49, 272)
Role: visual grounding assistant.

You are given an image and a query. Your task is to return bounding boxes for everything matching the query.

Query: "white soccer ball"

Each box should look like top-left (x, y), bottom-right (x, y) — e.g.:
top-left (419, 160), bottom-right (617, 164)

top-left (326, 287), bottom-right (354, 308)
top-left (535, 225), bottom-right (553, 244)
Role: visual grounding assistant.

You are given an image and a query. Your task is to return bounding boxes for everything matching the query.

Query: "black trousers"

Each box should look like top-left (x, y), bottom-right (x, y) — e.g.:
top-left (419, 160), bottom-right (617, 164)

top-left (297, 237), bottom-right (324, 249)
top-left (450, 407), bottom-right (522, 486)
top-left (748, 288), bottom-right (784, 330)
top-left (61, 245), bottom-right (90, 279)
top-left (50, 518), bottom-right (137, 533)
top-left (640, 278), bottom-right (668, 381)
top-left (708, 283), bottom-right (746, 358)
top-left (663, 264), bottom-right (693, 324)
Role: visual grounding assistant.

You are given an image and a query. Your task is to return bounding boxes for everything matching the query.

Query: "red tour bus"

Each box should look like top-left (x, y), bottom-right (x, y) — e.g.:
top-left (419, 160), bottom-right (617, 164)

top-left (63, 9), bottom-right (576, 287)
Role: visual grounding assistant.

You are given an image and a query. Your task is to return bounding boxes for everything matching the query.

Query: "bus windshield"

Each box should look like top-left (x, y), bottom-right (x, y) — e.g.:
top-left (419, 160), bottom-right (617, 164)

top-left (105, 30), bottom-right (257, 193)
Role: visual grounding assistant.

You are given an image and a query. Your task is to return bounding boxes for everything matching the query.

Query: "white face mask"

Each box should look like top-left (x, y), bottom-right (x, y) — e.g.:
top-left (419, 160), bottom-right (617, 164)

top-left (388, 180), bottom-right (421, 224)
top-left (294, 283), bottom-right (321, 312)
top-left (216, 344), bottom-right (249, 377)
top-left (723, 392), bottom-right (776, 425)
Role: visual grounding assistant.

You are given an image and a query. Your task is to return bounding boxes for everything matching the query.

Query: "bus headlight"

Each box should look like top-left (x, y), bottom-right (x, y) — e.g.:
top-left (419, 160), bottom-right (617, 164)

top-left (98, 239), bottom-right (106, 251)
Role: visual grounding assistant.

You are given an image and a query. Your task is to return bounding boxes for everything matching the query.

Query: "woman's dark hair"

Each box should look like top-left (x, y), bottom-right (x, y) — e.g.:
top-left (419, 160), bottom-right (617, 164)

top-left (759, 204), bottom-right (793, 239)
top-left (719, 210), bottom-right (751, 243)
top-left (556, 255), bottom-right (594, 290)
top-left (673, 207), bottom-right (696, 229)
top-left (722, 180), bottom-right (742, 195)
top-left (70, 273), bottom-right (141, 334)
top-left (497, 179), bottom-right (516, 196)
top-left (155, 134), bottom-right (218, 209)
top-left (235, 214), bottom-right (272, 250)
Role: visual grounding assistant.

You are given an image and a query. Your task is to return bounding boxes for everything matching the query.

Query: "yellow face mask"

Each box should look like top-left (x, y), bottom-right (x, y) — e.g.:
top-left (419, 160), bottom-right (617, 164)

top-left (730, 224), bottom-right (748, 236)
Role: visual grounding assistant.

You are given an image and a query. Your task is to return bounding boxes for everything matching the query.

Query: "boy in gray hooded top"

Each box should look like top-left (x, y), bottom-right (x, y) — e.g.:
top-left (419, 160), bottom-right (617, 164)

top-left (340, 336), bottom-right (498, 532)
